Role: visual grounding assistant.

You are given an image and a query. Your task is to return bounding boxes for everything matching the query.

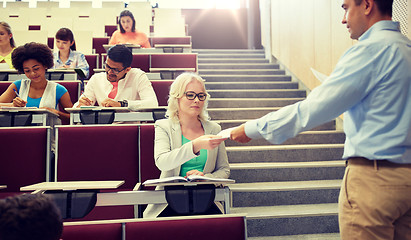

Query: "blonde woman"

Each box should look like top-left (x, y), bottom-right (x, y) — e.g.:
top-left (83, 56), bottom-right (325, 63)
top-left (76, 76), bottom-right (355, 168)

top-left (144, 72), bottom-right (230, 218)
top-left (0, 22), bottom-right (16, 69)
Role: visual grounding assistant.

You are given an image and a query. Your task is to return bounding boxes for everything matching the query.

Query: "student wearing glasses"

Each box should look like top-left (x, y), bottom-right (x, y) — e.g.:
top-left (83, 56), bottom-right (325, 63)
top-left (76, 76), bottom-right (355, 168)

top-left (74, 44), bottom-right (157, 108)
top-left (144, 72), bottom-right (230, 218)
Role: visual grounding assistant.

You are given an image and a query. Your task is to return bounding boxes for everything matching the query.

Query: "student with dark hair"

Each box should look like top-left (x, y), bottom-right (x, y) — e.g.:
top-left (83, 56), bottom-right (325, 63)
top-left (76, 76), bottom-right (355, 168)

top-left (53, 27), bottom-right (89, 78)
top-left (0, 21), bottom-right (16, 69)
top-left (0, 42), bottom-right (73, 122)
top-left (74, 44), bottom-right (157, 108)
top-left (108, 10), bottom-right (151, 48)
top-left (0, 194), bottom-right (63, 240)
top-left (231, 0), bottom-right (411, 239)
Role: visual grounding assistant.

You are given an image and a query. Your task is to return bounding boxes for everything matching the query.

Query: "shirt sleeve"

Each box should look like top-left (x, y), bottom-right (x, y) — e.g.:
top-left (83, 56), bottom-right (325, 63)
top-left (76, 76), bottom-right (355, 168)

top-left (245, 43), bottom-right (379, 144)
top-left (55, 83), bottom-right (68, 103)
top-left (127, 73), bottom-right (159, 109)
top-left (76, 52), bottom-right (90, 78)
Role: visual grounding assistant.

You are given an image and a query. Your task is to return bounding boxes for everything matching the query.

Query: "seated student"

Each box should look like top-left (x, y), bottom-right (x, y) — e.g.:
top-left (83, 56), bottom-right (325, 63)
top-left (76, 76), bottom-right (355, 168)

top-left (0, 21), bottom-right (16, 69)
top-left (0, 194), bottom-right (63, 240)
top-left (52, 27), bottom-right (90, 78)
top-left (144, 72), bottom-right (230, 218)
top-left (75, 44), bottom-right (158, 108)
top-left (0, 42), bottom-right (73, 122)
top-left (108, 10), bottom-right (151, 48)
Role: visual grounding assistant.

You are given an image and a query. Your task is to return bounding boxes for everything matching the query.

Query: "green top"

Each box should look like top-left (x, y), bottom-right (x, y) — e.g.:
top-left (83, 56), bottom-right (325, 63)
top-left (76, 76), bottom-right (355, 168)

top-left (179, 135), bottom-right (207, 177)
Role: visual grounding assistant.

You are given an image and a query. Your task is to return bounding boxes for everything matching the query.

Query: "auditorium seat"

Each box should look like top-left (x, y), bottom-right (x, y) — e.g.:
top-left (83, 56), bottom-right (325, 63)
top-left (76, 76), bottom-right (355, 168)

top-left (138, 124), bottom-right (160, 184)
top-left (150, 53), bottom-right (197, 79)
top-left (55, 81), bottom-right (81, 104)
top-left (105, 25), bottom-right (117, 37)
top-left (62, 223), bottom-right (122, 240)
top-left (150, 80), bottom-right (173, 107)
top-left (125, 215), bottom-right (247, 240)
top-left (55, 124), bottom-right (139, 221)
top-left (151, 36), bottom-right (191, 46)
top-left (101, 54), bottom-right (150, 73)
top-left (92, 37), bottom-right (110, 55)
top-left (84, 54), bottom-right (99, 79)
top-left (0, 127), bottom-right (51, 198)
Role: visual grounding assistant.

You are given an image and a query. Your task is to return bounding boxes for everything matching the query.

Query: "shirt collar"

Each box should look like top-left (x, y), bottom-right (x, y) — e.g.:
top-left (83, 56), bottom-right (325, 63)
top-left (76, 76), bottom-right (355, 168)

top-left (358, 21), bottom-right (400, 41)
top-left (58, 49), bottom-right (75, 64)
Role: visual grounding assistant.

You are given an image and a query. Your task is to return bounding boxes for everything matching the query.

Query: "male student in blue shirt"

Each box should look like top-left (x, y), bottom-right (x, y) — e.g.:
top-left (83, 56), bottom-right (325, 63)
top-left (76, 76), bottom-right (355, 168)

top-left (231, 0), bottom-right (411, 239)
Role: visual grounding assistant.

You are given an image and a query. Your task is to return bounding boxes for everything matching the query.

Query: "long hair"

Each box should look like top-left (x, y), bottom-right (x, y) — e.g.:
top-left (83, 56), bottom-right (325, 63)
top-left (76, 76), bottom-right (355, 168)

top-left (0, 21), bottom-right (16, 48)
top-left (166, 72), bottom-right (210, 123)
top-left (55, 28), bottom-right (76, 51)
top-left (118, 10), bottom-right (136, 33)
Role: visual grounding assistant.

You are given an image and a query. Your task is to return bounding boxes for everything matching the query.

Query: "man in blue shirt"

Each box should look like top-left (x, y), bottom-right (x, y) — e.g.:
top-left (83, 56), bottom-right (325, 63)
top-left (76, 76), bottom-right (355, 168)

top-left (231, 0), bottom-right (411, 239)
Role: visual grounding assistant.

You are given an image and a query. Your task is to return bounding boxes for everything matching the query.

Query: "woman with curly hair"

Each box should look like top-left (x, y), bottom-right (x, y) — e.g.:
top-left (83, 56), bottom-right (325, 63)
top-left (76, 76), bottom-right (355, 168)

top-left (0, 42), bottom-right (73, 121)
top-left (109, 10), bottom-right (151, 48)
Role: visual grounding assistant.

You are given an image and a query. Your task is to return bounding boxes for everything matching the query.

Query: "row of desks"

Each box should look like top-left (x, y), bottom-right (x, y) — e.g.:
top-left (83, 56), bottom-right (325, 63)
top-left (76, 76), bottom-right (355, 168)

top-left (0, 107), bottom-right (167, 127)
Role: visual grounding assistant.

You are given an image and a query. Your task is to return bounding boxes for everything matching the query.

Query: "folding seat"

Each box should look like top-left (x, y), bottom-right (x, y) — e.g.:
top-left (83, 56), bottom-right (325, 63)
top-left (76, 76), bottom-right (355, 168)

top-left (125, 215), bottom-right (247, 240)
top-left (55, 124), bottom-right (139, 221)
top-left (62, 222), bottom-right (122, 240)
top-left (0, 127), bottom-right (51, 199)
top-left (150, 80), bottom-right (173, 107)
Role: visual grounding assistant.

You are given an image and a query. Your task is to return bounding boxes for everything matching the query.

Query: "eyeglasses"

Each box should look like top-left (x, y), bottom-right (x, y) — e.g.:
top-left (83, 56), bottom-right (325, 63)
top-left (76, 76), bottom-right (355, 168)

top-left (184, 91), bottom-right (207, 101)
top-left (105, 63), bottom-right (126, 74)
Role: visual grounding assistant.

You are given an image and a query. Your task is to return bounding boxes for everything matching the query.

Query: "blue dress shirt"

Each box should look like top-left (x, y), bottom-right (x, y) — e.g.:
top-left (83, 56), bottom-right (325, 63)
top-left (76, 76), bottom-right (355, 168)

top-left (245, 21), bottom-right (411, 164)
top-left (53, 49), bottom-right (90, 78)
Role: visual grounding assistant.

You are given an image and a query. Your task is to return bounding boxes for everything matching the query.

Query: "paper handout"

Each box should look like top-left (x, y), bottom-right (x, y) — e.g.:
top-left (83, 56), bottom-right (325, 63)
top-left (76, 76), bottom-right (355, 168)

top-left (216, 126), bottom-right (239, 139)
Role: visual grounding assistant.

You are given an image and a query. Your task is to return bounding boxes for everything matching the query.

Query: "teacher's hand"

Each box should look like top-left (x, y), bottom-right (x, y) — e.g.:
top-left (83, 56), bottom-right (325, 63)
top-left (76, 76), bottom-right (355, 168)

top-left (230, 124), bottom-right (252, 143)
top-left (192, 135), bottom-right (227, 153)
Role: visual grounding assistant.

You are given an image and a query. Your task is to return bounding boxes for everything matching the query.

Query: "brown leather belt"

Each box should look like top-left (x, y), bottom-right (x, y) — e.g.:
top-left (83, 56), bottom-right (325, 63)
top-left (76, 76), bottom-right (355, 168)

top-left (348, 157), bottom-right (411, 168)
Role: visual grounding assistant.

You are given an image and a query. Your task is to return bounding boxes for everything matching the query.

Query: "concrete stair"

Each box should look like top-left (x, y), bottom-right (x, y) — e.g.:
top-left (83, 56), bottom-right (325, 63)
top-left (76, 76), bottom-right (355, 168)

top-left (194, 49), bottom-right (343, 239)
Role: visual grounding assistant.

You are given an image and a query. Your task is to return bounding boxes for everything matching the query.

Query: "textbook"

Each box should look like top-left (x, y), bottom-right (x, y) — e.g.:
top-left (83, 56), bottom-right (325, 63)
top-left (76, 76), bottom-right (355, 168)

top-left (143, 175), bottom-right (235, 186)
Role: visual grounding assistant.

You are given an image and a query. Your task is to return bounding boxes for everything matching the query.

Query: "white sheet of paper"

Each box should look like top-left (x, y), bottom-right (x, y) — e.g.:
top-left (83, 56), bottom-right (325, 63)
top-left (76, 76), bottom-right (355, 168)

top-left (217, 126), bottom-right (239, 138)
top-left (310, 68), bottom-right (329, 82)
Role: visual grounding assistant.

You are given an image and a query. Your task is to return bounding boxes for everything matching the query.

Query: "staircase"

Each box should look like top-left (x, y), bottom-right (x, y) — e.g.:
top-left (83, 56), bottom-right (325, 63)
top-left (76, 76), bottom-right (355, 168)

top-left (194, 49), bottom-right (345, 239)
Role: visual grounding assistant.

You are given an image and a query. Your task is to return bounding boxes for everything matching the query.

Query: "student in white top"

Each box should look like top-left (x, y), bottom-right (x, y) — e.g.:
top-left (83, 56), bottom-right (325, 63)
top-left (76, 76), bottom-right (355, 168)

top-left (74, 44), bottom-right (158, 109)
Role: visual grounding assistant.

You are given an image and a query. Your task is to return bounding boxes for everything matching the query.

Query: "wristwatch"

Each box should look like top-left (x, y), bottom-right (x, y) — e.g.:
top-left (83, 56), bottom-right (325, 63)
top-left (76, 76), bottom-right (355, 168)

top-left (118, 100), bottom-right (128, 107)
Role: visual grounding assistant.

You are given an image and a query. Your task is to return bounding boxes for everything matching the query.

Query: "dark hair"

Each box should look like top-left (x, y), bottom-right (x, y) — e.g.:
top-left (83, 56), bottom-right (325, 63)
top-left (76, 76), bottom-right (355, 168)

top-left (0, 21), bottom-right (16, 48)
top-left (354, 0), bottom-right (393, 16)
top-left (11, 42), bottom-right (54, 74)
top-left (0, 194), bottom-right (63, 240)
top-left (55, 27), bottom-right (76, 51)
top-left (107, 44), bottom-right (133, 68)
top-left (118, 10), bottom-right (136, 33)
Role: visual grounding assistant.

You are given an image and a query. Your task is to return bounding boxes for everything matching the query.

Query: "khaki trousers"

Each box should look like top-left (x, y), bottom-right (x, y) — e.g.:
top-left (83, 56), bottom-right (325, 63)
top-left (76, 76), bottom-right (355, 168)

top-left (339, 158), bottom-right (411, 240)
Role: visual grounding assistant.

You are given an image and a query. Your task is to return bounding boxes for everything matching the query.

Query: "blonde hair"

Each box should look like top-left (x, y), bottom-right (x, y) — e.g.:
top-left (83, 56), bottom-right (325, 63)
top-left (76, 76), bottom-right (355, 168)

top-left (166, 72), bottom-right (210, 122)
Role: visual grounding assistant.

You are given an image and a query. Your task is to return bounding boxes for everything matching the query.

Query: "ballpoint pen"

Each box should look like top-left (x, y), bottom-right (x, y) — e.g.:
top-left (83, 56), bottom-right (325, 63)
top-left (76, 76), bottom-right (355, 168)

top-left (13, 89), bottom-right (20, 98)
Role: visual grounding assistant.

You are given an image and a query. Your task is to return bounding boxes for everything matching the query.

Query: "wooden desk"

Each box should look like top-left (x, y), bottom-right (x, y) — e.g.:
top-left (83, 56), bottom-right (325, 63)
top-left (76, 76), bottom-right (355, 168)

top-left (65, 107), bottom-right (167, 125)
top-left (21, 181), bottom-right (231, 218)
top-left (155, 44), bottom-right (192, 53)
top-left (0, 69), bottom-right (77, 81)
top-left (0, 108), bottom-right (59, 127)
top-left (20, 181), bottom-right (124, 191)
top-left (47, 69), bottom-right (77, 80)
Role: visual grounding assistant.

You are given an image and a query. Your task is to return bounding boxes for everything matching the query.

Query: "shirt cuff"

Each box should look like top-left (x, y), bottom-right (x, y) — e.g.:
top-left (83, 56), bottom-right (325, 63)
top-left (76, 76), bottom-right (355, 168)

top-left (244, 119), bottom-right (264, 139)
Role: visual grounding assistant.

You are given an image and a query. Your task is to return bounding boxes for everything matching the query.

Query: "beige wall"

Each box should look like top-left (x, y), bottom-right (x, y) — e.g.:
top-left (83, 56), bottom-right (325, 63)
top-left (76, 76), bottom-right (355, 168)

top-left (269, 0), bottom-right (410, 91)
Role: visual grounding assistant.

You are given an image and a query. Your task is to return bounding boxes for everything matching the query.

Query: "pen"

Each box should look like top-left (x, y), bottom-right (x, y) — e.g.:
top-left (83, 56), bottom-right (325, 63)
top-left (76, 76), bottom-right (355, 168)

top-left (13, 89), bottom-right (20, 98)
